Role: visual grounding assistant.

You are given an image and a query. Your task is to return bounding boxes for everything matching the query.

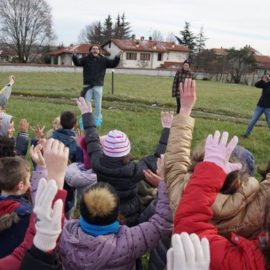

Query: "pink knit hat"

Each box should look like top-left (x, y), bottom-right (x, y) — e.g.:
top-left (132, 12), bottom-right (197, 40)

top-left (102, 130), bottom-right (131, 158)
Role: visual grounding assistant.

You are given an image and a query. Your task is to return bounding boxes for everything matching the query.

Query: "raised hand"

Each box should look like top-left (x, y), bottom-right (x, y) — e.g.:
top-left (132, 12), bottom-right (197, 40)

top-left (29, 144), bottom-right (45, 168)
top-left (167, 233), bottom-right (210, 270)
top-left (43, 139), bottom-right (69, 189)
top-left (76, 97), bottom-right (92, 115)
top-left (33, 178), bottom-right (63, 252)
top-left (8, 75), bottom-right (15, 85)
top-left (19, 119), bottom-right (29, 133)
top-left (31, 125), bottom-right (46, 140)
top-left (179, 79), bottom-right (196, 116)
top-left (204, 131), bottom-right (242, 174)
top-left (161, 111), bottom-right (174, 128)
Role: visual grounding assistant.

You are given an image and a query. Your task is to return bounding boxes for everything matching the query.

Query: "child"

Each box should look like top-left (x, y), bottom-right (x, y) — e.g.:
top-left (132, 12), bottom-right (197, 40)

top-left (0, 75), bottom-right (15, 111)
top-left (0, 113), bottom-right (29, 157)
top-left (51, 111), bottom-right (77, 162)
top-left (0, 157), bottom-right (32, 258)
top-left (77, 98), bottom-right (172, 226)
top-left (60, 178), bottom-right (172, 269)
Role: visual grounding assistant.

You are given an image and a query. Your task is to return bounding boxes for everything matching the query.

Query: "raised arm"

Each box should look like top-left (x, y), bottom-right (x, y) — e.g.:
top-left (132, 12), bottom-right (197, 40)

top-left (174, 131), bottom-right (244, 269)
top-left (105, 52), bottom-right (121, 68)
top-left (72, 53), bottom-right (85, 67)
top-left (164, 79), bottom-right (196, 214)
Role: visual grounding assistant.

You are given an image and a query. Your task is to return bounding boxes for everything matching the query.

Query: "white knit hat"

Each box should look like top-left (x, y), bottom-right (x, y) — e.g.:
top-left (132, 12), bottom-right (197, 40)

top-left (102, 130), bottom-right (131, 158)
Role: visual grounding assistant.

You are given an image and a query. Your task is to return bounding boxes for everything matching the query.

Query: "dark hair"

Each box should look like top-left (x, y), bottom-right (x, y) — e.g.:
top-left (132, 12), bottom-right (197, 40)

top-left (60, 111), bottom-right (77, 129)
top-left (89, 44), bottom-right (100, 53)
top-left (0, 157), bottom-right (30, 191)
top-left (121, 153), bottom-right (134, 165)
top-left (259, 160), bottom-right (270, 180)
top-left (0, 136), bottom-right (16, 158)
top-left (80, 182), bottom-right (119, 225)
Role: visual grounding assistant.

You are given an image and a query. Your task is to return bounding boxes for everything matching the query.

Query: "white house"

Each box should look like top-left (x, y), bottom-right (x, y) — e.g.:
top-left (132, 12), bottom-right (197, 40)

top-left (102, 38), bottom-right (190, 69)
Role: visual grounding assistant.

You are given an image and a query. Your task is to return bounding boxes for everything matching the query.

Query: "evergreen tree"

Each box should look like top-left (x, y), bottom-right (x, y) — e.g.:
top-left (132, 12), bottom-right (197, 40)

top-left (79, 21), bottom-right (103, 44)
top-left (114, 14), bottom-right (122, 39)
top-left (195, 27), bottom-right (207, 53)
top-left (175, 21), bottom-right (196, 50)
top-left (102, 15), bottom-right (113, 43)
top-left (120, 13), bottom-right (132, 39)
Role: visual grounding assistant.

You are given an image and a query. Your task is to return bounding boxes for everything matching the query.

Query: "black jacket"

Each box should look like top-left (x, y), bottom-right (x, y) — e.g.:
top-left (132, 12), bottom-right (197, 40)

top-left (82, 112), bottom-right (170, 226)
top-left (255, 80), bottom-right (270, 108)
top-left (20, 246), bottom-right (60, 270)
top-left (72, 54), bottom-right (120, 87)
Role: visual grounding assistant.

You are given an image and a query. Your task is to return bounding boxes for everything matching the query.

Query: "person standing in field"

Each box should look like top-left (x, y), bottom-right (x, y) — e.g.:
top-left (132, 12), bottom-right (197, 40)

top-left (171, 60), bottom-right (194, 114)
top-left (243, 74), bottom-right (270, 138)
top-left (72, 45), bottom-right (121, 127)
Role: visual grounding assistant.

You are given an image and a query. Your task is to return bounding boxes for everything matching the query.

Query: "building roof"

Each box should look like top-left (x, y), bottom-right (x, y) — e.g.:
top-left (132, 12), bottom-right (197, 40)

top-left (48, 44), bottom-right (109, 56)
top-left (106, 39), bottom-right (190, 53)
top-left (255, 55), bottom-right (270, 69)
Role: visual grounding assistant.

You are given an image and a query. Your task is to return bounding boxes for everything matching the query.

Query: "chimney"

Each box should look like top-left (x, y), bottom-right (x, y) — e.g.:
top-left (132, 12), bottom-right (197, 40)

top-left (131, 34), bottom-right (136, 40)
top-left (149, 36), bottom-right (152, 41)
top-left (140, 36), bottom-right (144, 41)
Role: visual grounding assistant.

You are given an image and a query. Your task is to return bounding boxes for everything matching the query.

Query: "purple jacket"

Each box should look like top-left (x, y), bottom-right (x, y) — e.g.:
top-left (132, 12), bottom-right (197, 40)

top-left (60, 181), bottom-right (172, 270)
top-left (65, 162), bottom-right (97, 200)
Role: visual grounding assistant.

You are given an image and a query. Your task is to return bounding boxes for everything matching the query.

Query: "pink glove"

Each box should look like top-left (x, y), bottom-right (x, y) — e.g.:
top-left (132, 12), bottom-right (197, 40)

top-left (204, 130), bottom-right (242, 174)
top-left (76, 97), bottom-right (92, 114)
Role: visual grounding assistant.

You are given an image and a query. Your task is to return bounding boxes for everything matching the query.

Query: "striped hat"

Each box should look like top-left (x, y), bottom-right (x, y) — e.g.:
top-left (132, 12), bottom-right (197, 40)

top-left (103, 130), bottom-right (131, 158)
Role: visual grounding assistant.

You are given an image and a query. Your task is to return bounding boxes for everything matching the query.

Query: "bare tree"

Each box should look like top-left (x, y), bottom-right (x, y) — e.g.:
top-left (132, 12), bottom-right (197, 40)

top-left (165, 32), bottom-right (176, 42)
top-left (151, 30), bottom-right (164, 41)
top-left (0, 0), bottom-right (54, 62)
top-left (78, 21), bottom-right (104, 44)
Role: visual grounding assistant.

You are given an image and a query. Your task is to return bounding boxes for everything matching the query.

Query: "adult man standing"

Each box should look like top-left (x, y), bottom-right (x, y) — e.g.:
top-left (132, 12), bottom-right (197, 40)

top-left (72, 45), bottom-right (121, 127)
top-left (171, 60), bottom-right (194, 113)
top-left (243, 74), bottom-right (270, 137)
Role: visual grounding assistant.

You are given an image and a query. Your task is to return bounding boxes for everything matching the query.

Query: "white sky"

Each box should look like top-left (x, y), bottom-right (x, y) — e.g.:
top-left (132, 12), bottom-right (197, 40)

top-left (47, 0), bottom-right (270, 55)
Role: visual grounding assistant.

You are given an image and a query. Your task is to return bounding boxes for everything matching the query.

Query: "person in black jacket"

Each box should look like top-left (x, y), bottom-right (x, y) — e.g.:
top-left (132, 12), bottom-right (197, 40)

top-left (72, 45), bottom-right (121, 127)
top-left (77, 97), bottom-right (172, 226)
top-left (243, 74), bottom-right (270, 138)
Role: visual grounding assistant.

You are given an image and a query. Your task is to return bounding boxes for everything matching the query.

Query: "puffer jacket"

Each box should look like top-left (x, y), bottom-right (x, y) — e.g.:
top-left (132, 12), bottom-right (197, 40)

top-left (174, 162), bottom-right (266, 270)
top-left (165, 113), bottom-right (269, 238)
top-left (0, 195), bottom-right (32, 258)
top-left (82, 112), bottom-right (170, 226)
top-left (60, 181), bottom-right (172, 270)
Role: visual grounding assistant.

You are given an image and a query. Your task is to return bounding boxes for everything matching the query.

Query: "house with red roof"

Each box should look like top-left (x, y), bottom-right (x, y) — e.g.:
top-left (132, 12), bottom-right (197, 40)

top-left (102, 37), bottom-right (190, 69)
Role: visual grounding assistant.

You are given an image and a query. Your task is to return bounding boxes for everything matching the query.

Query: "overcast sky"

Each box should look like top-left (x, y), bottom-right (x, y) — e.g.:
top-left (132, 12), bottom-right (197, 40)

top-left (47, 0), bottom-right (270, 55)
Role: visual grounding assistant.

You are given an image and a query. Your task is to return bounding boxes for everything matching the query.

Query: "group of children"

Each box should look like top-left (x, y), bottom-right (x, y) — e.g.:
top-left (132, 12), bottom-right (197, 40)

top-left (0, 74), bottom-right (270, 270)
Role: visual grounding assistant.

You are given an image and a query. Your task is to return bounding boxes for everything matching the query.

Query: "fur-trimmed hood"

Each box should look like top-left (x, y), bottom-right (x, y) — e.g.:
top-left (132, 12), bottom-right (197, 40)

top-left (0, 195), bottom-right (32, 232)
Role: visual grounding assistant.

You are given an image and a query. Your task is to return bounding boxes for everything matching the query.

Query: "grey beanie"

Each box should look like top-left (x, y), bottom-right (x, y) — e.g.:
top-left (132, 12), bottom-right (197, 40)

top-left (0, 112), bottom-right (13, 137)
top-left (232, 145), bottom-right (256, 176)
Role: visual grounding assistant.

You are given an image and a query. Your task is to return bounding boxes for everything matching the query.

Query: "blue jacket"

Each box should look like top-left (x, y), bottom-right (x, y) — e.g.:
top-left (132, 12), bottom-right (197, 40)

top-left (0, 195), bottom-right (32, 258)
top-left (51, 129), bottom-right (77, 162)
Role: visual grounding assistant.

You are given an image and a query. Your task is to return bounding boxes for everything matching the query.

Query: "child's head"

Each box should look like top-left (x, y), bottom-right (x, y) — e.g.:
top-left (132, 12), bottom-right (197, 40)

top-left (80, 182), bottom-right (119, 225)
top-left (102, 130), bottom-right (131, 158)
top-left (60, 111), bottom-right (77, 129)
top-left (0, 157), bottom-right (31, 195)
top-left (0, 113), bottom-right (15, 138)
top-left (0, 136), bottom-right (16, 158)
top-left (52, 116), bottom-right (61, 130)
top-left (189, 140), bottom-right (252, 194)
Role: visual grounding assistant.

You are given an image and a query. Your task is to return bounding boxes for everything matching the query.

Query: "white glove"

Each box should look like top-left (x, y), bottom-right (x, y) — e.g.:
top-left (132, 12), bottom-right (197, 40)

top-left (33, 178), bottom-right (63, 251)
top-left (167, 233), bottom-right (210, 270)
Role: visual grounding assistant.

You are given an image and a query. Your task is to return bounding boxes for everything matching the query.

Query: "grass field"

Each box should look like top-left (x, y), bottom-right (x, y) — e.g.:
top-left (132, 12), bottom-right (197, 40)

top-left (2, 71), bottom-right (270, 173)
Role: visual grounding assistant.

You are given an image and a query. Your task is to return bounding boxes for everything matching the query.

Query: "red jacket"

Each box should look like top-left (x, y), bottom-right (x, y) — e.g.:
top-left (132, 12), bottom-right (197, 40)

top-left (0, 189), bottom-right (66, 270)
top-left (174, 162), bottom-right (266, 270)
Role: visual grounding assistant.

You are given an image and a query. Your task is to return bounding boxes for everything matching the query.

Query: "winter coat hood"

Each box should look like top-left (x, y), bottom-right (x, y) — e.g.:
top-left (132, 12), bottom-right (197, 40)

top-left (0, 112), bottom-right (12, 137)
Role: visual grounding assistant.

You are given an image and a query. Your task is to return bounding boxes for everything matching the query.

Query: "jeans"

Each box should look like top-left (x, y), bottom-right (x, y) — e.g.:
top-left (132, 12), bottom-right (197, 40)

top-left (85, 86), bottom-right (103, 127)
top-left (244, 106), bottom-right (270, 136)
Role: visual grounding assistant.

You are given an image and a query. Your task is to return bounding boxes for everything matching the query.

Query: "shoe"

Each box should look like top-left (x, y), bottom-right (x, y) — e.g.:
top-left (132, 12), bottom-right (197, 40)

top-left (242, 134), bottom-right (249, 139)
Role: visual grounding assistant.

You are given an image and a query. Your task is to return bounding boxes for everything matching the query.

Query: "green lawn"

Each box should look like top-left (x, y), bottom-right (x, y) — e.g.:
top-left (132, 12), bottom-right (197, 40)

top-left (2, 71), bottom-right (269, 170)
